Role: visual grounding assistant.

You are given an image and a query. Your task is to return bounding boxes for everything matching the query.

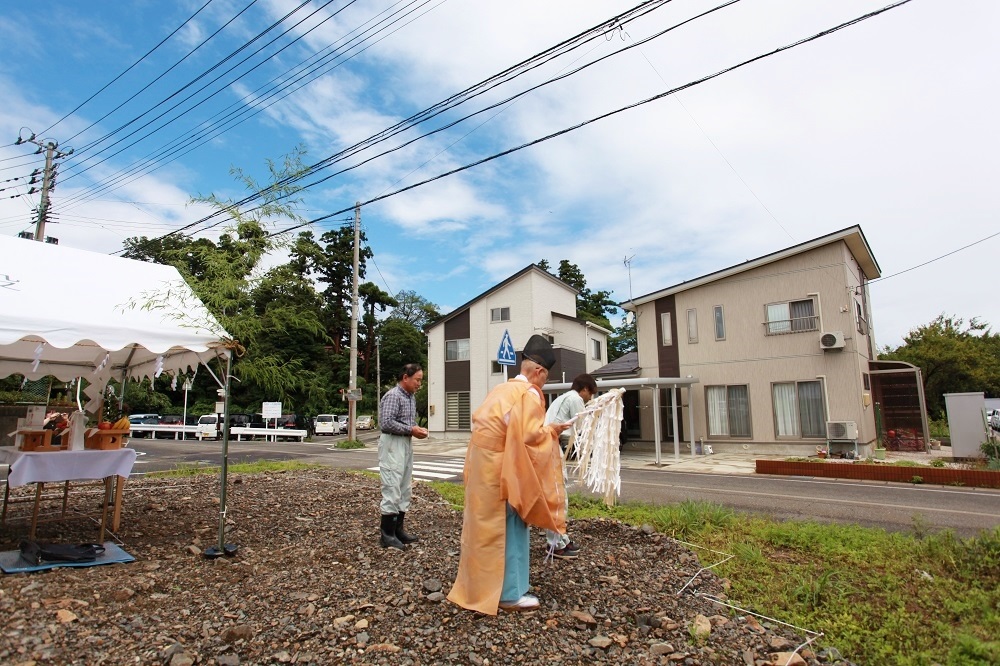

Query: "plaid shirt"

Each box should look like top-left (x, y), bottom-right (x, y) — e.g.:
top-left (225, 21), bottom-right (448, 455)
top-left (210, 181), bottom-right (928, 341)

top-left (380, 384), bottom-right (416, 436)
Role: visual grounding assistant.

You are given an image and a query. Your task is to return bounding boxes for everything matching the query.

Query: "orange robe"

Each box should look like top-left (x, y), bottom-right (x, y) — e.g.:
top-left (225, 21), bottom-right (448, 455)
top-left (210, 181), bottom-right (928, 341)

top-left (447, 378), bottom-right (566, 615)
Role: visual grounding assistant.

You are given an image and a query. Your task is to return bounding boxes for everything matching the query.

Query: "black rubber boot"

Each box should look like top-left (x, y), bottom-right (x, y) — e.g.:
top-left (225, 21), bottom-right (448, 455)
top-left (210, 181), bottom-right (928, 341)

top-left (395, 511), bottom-right (419, 544)
top-left (380, 514), bottom-right (404, 550)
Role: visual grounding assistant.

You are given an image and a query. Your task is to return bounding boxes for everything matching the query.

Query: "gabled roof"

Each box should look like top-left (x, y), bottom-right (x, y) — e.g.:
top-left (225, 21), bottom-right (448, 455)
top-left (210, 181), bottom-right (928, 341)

top-left (622, 225), bottom-right (880, 309)
top-left (427, 264), bottom-right (577, 330)
top-left (592, 350), bottom-right (639, 378)
top-left (551, 310), bottom-right (613, 335)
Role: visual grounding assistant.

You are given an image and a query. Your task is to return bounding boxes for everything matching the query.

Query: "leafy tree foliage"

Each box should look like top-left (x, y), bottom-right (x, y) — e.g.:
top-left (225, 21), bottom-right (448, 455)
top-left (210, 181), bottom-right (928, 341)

top-left (608, 314), bottom-right (637, 359)
top-left (537, 259), bottom-right (631, 360)
top-left (880, 315), bottom-right (1000, 417)
top-left (390, 290), bottom-right (442, 330)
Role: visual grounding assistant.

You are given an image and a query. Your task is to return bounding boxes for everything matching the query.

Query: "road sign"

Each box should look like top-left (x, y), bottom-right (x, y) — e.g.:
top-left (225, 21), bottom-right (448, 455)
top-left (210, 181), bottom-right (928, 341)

top-left (262, 402), bottom-right (282, 419)
top-left (346, 388), bottom-right (362, 401)
top-left (497, 330), bottom-right (516, 366)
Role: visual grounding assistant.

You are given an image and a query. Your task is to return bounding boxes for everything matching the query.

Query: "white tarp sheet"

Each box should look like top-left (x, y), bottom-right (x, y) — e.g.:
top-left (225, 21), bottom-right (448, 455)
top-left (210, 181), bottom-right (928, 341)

top-left (0, 236), bottom-right (230, 408)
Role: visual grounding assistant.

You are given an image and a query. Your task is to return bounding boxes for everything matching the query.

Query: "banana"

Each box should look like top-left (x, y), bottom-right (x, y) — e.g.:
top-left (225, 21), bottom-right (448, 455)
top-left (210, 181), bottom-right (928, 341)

top-left (114, 417), bottom-right (131, 430)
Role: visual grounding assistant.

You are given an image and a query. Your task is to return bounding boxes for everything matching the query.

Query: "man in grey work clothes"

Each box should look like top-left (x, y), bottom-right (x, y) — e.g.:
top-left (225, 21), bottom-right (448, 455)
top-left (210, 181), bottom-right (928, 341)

top-left (378, 363), bottom-right (429, 550)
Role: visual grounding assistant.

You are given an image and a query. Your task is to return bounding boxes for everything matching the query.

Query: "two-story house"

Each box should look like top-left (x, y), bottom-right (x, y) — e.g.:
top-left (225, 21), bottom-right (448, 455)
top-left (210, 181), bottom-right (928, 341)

top-left (623, 225), bottom-right (882, 456)
top-left (426, 265), bottom-right (611, 438)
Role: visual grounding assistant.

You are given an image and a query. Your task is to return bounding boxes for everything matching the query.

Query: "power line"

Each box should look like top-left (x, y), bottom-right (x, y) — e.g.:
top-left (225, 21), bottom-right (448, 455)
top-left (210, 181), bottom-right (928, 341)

top-left (41, 0), bottom-right (219, 137)
top-left (867, 229), bottom-right (1000, 285)
top-left (57, 0), bottom-right (433, 211)
top-left (267, 0), bottom-right (915, 237)
top-left (117, 1), bottom-right (674, 248)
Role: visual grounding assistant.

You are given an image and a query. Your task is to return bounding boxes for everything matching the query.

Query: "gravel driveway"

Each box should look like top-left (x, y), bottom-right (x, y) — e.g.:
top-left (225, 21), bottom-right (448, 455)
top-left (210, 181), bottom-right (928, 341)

top-left (0, 469), bottom-right (851, 665)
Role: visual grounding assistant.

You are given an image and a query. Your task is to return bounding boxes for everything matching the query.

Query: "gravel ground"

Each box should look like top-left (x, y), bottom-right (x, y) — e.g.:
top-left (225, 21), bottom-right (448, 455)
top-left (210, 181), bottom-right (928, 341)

top-left (0, 469), bottom-right (853, 665)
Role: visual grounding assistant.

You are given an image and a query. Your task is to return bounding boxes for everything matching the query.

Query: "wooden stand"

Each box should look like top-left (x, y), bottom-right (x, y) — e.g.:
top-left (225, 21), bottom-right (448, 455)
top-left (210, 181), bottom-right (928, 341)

top-left (84, 429), bottom-right (129, 450)
top-left (17, 429), bottom-right (68, 452)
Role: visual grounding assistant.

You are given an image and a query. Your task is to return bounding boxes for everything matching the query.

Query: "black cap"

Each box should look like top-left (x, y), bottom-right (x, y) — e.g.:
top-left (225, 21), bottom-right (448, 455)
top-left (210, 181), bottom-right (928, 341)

top-left (522, 334), bottom-right (556, 370)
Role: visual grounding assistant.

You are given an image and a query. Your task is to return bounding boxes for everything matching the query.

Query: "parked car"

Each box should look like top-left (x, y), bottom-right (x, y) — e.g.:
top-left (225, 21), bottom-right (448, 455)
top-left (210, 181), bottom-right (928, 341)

top-left (197, 414), bottom-right (220, 440)
top-left (156, 414), bottom-right (184, 438)
top-left (356, 415), bottom-right (374, 430)
top-left (229, 413), bottom-right (252, 428)
top-left (337, 414), bottom-right (349, 434)
top-left (314, 414), bottom-right (338, 435)
top-left (990, 409), bottom-right (1000, 430)
top-left (128, 413), bottom-right (160, 438)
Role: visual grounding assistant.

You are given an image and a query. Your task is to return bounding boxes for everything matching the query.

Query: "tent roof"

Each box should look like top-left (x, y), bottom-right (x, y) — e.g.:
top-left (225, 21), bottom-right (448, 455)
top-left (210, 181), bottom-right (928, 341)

top-left (0, 236), bottom-right (231, 391)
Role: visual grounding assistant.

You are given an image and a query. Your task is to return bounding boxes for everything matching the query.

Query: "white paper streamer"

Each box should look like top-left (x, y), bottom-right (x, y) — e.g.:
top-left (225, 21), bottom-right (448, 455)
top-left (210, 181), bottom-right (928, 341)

top-left (93, 352), bottom-right (110, 375)
top-left (31, 342), bottom-right (45, 372)
top-left (567, 387), bottom-right (625, 506)
top-left (154, 355), bottom-right (164, 378)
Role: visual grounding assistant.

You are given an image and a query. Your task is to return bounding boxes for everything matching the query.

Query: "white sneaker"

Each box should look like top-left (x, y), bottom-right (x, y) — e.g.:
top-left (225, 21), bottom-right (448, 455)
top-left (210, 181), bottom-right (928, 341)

top-left (498, 594), bottom-right (539, 612)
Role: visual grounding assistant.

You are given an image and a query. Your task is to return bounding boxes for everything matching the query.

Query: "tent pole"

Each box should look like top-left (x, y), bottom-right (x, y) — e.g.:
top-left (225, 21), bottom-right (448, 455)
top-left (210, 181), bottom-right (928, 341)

top-left (205, 353), bottom-right (237, 558)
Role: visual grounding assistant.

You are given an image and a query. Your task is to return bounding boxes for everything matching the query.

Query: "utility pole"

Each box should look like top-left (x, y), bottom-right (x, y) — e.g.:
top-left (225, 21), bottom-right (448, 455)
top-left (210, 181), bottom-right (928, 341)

top-left (14, 130), bottom-right (72, 243)
top-left (348, 202), bottom-right (361, 442)
top-left (376, 336), bottom-right (381, 424)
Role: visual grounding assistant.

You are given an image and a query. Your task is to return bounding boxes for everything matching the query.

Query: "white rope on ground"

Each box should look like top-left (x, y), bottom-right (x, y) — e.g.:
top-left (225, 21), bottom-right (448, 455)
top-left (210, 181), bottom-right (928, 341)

top-left (567, 387), bottom-right (625, 506)
top-left (667, 535), bottom-right (824, 663)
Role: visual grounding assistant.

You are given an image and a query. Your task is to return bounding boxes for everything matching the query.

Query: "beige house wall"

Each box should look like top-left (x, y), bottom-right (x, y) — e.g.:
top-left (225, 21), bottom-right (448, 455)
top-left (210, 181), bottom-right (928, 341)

top-left (632, 240), bottom-right (878, 455)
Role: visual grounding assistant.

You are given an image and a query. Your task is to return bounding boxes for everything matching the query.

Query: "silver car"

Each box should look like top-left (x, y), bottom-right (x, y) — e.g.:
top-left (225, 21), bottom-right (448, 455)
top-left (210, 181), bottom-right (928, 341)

top-left (356, 415), bottom-right (374, 430)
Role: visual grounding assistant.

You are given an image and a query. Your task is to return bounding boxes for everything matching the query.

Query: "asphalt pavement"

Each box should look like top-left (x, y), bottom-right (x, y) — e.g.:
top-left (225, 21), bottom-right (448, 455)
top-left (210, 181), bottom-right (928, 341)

top-left (408, 435), bottom-right (939, 475)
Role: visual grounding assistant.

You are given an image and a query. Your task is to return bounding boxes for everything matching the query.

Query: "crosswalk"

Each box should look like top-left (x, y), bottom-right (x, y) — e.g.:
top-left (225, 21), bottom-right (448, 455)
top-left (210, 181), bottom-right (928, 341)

top-left (368, 456), bottom-right (465, 482)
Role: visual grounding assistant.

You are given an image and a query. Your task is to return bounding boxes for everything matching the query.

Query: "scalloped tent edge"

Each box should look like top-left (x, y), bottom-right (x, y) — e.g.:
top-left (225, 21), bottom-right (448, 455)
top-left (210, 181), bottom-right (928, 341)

top-left (0, 235), bottom-right (232, 408)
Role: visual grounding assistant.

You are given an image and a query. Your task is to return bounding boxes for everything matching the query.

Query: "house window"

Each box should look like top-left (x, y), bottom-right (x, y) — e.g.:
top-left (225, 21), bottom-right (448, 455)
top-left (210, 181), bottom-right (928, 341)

top-left (713, 306), bottom-right (726, 340)
top-left (765, 298), bottom-right (817, 335)
top-left (491, 361), bottom-right (503, 374)
top-left (863, 372), bottom-right (871, 390)
top-left (687, 309), bottom-right (698, 344)
top-left (660, 313), bottom-right (672, 346)
top-left (591, 338), bottom-right (602, 361)
top-left (490, 307), bottom-right (510, 322)
top-left (446, 339), bottom-right (470, 361)
top-left (446, 391), bottom-right (470, 429)
top-left (855, 301), bottom-right (868, 335)
top-left (772, 380), bottom-right (825, 438)
top-left (706, 385), bottom-right (751, 437)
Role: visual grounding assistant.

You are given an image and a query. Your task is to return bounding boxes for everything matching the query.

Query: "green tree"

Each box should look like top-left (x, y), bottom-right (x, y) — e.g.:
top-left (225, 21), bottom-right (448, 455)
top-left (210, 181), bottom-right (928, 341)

top-left (122, 147), bottom-right (327, 415)
top-left (608, 314), bottom-right (637, 360)
top-left (389, 290), bottom-right (441, 330)
top-left (880, 315), bottom-right (1000, 417)
top-left (536, 259), bottom-right (618, 330)
top-left (359, 282), bottom-right (398, 383)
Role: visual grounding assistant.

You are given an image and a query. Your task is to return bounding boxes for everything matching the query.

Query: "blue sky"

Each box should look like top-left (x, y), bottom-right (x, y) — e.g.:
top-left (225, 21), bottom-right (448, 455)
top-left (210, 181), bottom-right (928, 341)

top-left (1, 0), bottom-right (996, 348)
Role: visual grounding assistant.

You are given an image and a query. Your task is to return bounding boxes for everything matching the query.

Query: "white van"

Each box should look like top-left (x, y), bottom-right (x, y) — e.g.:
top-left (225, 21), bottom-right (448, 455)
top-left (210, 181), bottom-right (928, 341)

top-left (314, 414), bottom-right (337, 435)
top-left (197, 414), bottom-right (220, 440)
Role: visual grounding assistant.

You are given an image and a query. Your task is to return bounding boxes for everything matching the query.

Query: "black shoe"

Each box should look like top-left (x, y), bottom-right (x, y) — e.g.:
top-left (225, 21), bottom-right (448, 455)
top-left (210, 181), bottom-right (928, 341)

top-left (552, 541), bottom-right (580, 559)
top-left (380, 514), bottom-right (404, 550)
top-left (396, 511), bottom-right (419, 544)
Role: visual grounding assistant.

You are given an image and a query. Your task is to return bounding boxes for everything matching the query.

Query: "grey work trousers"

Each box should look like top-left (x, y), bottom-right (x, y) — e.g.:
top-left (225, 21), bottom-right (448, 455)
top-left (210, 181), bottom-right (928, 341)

top-left (378, 432), bottom-right (413, 514)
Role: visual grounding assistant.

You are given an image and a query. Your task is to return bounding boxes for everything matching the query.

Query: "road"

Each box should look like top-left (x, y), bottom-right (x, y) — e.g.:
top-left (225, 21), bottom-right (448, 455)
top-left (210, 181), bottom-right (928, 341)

top-left (126, 435), bottom-right (1000, 539)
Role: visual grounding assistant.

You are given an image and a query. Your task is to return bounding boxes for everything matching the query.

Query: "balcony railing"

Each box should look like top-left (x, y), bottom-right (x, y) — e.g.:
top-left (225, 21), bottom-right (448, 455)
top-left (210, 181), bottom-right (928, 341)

top-left (764, 316), bottom-right (818, 336)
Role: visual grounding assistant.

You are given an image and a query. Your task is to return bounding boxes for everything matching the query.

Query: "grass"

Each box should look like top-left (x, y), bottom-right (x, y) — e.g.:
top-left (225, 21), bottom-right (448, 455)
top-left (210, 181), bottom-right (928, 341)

top-left (428, 481), bottom-right (1000, 666)
top-left (148, 460), bottom-right (999, 664)
top-left (335, 439), bottom-right (366, 449)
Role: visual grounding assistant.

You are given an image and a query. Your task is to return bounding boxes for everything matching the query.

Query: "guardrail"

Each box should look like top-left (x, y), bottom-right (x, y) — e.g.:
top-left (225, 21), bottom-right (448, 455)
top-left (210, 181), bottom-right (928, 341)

top-left (129, 424), bottom-right (207, 440)
top-left (230, 427), bottom-right (307, 442)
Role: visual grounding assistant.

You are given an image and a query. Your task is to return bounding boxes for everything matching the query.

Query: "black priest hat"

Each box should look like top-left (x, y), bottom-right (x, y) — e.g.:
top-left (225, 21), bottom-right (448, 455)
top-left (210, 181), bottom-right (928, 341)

top-left (522, 334), bottom-right (556, 370)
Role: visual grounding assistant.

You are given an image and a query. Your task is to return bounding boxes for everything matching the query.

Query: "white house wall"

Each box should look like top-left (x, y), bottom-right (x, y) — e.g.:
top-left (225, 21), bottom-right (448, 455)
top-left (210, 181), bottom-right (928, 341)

top-left (427, 267), bottom-right (588, 438)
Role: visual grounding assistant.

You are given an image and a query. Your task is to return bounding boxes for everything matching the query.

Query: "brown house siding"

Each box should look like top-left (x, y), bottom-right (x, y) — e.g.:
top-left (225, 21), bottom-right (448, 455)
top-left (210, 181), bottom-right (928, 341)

top-left (444, 310), bottom-right (471, 393)
top-left (654, 296), bottom-right (680, 377)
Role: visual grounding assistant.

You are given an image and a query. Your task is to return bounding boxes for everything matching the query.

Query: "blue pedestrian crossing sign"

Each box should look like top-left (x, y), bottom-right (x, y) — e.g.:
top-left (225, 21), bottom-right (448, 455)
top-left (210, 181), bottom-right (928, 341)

top-left (497, 329), bottom-right (517, 366)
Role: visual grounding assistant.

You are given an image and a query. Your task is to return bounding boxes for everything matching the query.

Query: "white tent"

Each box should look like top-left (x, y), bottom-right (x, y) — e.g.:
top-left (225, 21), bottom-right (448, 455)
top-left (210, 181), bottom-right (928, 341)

top-left (0, 236), bottom-right (231, 408)
top-left (1, 235), bottom-right (239, 555)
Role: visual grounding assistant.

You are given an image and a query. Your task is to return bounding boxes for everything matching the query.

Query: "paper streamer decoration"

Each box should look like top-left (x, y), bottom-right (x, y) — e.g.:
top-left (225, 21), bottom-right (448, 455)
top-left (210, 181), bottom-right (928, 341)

top-left (567, 387), bottom-right (625, 506)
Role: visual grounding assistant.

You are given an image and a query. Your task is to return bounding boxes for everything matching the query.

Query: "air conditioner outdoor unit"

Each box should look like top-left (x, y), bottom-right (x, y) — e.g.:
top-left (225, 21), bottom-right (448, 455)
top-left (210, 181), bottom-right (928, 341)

top-left (826, 420), bottom-right (858, 440)
top-left (819, 330), bottom-right (846, 351)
